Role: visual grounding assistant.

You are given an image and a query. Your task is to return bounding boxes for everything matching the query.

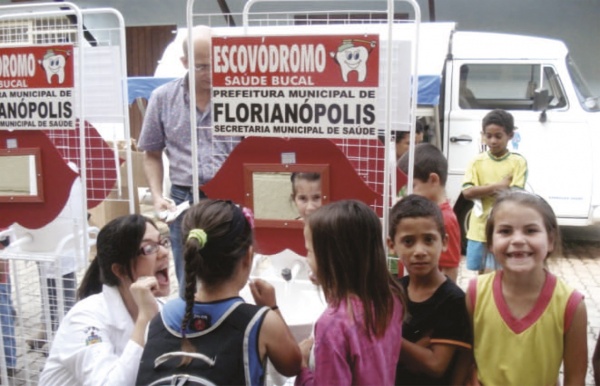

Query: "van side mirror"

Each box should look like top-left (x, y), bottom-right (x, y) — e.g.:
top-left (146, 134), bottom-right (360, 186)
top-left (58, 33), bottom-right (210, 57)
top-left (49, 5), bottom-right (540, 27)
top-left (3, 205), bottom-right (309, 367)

top-left (532, 88), bottom-right (550, 111)
top-left (533, 88), bottom-right (550, 123)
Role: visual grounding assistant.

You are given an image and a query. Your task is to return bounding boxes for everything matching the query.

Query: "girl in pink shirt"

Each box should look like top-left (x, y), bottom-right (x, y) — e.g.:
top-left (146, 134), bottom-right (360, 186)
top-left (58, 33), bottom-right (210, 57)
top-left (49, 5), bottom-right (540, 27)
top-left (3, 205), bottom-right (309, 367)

top-left (295, 200), bottom-right (406, 385)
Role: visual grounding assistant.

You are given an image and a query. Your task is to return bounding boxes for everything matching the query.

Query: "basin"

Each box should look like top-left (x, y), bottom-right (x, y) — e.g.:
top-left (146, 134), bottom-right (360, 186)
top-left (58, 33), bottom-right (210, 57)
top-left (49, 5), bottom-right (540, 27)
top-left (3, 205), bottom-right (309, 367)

top-left (241, 251), bottom-right (327, 385)
top-left (240, 276), bottom-right (326, 342)
top-left (251, 249), bottom-right (311, 282)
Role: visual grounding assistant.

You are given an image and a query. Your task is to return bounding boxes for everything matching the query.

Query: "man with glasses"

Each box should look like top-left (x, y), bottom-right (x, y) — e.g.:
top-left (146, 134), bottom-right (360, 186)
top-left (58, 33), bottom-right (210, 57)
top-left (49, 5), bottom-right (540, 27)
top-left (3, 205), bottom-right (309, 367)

top-left (138, 25), bottom-right (239, 297)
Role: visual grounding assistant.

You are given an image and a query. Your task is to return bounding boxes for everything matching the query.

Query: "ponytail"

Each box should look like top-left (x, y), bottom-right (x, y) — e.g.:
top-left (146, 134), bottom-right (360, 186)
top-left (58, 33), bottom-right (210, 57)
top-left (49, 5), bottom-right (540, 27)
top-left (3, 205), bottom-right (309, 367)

top-left (179, 237), bottom-right (202, 367)
top-left (77, 256), bottom-right (102, 300)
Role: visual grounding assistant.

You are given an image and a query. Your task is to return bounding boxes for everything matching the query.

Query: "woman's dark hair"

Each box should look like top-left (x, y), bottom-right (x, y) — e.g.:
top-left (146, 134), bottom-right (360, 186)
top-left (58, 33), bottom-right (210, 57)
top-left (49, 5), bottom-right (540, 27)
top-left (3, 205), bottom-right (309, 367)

top-left (178, 199), bottom-right (253, 365)
top-left (307, 200), bottom-right (406, 337)
top-left (77, 214), bottom-right (157, 300)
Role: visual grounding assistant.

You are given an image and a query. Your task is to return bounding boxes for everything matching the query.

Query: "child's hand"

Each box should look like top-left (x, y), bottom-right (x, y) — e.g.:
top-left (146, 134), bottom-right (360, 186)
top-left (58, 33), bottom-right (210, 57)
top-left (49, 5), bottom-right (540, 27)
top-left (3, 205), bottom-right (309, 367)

top-left (299, 337), bottom-right (314, 368)
top-left (249, 278), bottom-right (277, 308)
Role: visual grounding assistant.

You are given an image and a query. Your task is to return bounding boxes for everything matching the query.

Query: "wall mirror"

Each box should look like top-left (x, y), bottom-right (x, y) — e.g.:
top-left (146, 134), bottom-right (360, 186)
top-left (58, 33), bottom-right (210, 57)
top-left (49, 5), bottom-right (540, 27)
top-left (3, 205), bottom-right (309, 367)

top-left (0, 148), bottom-right (44, 203)
top-left (243, 163), bottom-right (330, 229)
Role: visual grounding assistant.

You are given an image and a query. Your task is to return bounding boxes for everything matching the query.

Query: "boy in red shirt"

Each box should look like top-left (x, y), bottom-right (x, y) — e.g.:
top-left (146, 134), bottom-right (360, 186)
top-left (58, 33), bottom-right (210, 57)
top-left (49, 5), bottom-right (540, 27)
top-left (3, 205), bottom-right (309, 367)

top-left (397, 143), bottom-right (461, 281)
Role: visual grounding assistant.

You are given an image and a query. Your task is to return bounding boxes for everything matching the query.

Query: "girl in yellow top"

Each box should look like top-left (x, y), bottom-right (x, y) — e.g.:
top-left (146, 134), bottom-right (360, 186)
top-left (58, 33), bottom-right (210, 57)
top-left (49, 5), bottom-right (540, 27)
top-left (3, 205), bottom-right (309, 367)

top-left (466, 190), bottom-right (587, 385)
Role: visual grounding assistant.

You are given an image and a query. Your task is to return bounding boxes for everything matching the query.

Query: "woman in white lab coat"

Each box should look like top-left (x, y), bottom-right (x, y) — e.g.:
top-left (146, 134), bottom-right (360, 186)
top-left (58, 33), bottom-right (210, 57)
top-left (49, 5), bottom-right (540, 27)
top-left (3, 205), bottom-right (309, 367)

top-left (40, 214), bottom-right (171, 386)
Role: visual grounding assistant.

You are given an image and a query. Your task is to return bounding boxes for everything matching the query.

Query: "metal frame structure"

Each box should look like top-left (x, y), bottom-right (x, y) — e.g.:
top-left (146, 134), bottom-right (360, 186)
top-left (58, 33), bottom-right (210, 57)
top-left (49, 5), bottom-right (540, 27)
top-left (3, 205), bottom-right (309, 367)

top-left (0, 3), bottom-right (130, 384)
top-left (186, 0), bottom-right (420, 234)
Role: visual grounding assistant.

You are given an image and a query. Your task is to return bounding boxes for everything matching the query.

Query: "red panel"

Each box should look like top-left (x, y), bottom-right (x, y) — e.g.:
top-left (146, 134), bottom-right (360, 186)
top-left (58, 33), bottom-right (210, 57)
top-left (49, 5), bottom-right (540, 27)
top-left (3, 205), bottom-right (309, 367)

top-left (0, 130), bottom-right (77, 229)
top-left (331, 138), bottom-right (407, 214)
top-left (44, 121), bottom-right (119, 209)
top-left (202, 137), bottom-right (379, 255)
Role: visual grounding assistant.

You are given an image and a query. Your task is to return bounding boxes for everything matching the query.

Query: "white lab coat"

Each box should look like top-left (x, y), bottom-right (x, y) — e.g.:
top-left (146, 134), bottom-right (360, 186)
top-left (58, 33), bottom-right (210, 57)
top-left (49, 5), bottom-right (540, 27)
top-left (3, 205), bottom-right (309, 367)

top-left (40, 285), bottom-right (156, 386)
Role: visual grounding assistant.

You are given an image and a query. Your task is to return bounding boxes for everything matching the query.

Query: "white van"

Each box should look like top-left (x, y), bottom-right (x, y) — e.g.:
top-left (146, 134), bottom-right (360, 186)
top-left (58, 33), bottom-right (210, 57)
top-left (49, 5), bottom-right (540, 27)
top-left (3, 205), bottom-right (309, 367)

top-left (415, 23), bottom-right (600, 237)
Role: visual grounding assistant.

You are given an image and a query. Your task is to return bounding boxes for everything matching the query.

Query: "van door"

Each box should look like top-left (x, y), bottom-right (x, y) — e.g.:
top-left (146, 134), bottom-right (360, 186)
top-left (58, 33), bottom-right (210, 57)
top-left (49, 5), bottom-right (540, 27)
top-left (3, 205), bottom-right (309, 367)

top-left (446, 61), bottom-right (592, 221)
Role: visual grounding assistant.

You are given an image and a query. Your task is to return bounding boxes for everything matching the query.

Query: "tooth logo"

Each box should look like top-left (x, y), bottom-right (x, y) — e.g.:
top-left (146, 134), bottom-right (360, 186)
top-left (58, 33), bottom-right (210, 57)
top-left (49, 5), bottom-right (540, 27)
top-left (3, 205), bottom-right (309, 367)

top-left (41, 49), bottom-right (67, 84)
top-left (332, 39), bottom-right (376, 83)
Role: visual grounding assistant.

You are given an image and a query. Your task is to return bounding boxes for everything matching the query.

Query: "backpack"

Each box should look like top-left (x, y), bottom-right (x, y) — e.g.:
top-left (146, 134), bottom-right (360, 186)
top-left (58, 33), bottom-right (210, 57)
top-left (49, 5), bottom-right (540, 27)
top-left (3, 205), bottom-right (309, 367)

top-left (136, 302), bottom-right (268, 386)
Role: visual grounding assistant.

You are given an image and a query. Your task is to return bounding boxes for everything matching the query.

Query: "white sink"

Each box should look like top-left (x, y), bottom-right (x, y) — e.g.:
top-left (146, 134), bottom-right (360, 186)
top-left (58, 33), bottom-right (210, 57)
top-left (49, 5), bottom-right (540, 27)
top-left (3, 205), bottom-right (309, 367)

top-left (240, 276), bottom-right (326, 386)
top-left (251, 249), bottom-right (311, 282)
top-left (242, 251), bottom-right (327, 385)
top-left (241, 277), bottom-right (326, 342)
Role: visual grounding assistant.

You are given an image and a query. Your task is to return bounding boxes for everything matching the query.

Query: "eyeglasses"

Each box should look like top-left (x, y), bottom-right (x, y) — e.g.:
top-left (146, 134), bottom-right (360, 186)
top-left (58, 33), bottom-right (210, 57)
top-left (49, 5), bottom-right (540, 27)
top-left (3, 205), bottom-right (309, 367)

top-left (138, 238), bottom-right (171, 256)
top-left (194, 64), bottom-right (211, 72)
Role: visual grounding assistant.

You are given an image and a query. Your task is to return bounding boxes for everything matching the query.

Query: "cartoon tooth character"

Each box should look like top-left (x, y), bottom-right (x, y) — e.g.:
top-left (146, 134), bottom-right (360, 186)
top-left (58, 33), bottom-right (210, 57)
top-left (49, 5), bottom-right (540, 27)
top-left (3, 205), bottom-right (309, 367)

top-left (331, 39), bottom-right (376, 82)
top-left (41, 49), bottom-right (67, 84)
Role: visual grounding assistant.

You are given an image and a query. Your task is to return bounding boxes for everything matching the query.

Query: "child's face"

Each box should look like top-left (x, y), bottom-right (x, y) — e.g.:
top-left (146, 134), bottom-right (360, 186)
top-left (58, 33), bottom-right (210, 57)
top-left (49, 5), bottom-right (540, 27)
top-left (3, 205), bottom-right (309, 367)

top-left (303, 224), bottom-right (318, 283)
top-left (395, 136), bottom-right (410, 160)
top-left (483, 123), bottom-right (513, 157)
top-left (387, 216), bottom-right (447, 278)
top-left (395, 133), bottom-right (423, 160)
top-left (489, 201), bottom-right (553, 274)
top-left (293, 179), bottom-right (322, 220)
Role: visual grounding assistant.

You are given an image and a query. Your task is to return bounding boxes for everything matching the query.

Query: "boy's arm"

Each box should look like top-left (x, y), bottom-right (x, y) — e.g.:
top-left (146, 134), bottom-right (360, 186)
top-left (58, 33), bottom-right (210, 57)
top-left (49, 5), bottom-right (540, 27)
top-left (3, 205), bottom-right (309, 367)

top-left (462, 175), bottom-right (512, 200)
top-left (399, 338), bottom-right (459, 379)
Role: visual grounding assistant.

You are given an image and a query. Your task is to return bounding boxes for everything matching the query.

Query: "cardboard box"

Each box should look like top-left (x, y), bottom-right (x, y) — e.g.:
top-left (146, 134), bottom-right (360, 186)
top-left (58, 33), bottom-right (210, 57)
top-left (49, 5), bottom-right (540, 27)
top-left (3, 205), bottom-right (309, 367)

top-left (88, 194), bottom-right (131, 229)
top-left (118, 149), bottom-right (146, 212)
top-left (88, 141), bottom-right (148, 228)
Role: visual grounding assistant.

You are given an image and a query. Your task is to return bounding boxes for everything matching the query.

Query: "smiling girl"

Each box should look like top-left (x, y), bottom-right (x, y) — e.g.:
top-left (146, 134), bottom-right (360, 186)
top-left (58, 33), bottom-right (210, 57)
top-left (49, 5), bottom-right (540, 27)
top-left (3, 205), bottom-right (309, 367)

top-left (466, 190), bottom-right (588, 385)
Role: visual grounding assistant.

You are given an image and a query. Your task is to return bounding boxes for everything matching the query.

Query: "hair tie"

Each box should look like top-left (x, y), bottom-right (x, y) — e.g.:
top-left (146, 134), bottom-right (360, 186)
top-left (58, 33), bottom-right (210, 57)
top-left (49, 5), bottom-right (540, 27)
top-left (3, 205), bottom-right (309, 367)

top-left (242, 207), bottom-right (255, 229)
top-left (188, 228), bottom-right (207, 248)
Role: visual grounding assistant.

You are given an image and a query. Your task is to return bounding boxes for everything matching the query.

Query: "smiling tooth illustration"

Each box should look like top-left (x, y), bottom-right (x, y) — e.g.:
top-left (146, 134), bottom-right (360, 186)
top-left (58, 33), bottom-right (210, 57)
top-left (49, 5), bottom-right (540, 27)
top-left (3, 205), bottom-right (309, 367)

top-left (332, 39), bottom-right (376, 83)
top-left (41, 50), bottom-right (67, 84)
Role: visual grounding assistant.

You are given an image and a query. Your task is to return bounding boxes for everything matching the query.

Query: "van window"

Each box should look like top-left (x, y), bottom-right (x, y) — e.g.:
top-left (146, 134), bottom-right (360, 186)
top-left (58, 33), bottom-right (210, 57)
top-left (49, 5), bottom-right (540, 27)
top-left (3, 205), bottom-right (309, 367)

top-left (459, 64), bottom-right (567, 110)
top-left (566, 55), bottom-right (600, 112)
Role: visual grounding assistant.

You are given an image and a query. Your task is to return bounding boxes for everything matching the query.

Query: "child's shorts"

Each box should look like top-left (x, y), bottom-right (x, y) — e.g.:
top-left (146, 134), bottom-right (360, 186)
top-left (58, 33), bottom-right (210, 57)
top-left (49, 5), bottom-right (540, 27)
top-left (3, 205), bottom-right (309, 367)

top-left (466, 240), bottom-right (498, 271)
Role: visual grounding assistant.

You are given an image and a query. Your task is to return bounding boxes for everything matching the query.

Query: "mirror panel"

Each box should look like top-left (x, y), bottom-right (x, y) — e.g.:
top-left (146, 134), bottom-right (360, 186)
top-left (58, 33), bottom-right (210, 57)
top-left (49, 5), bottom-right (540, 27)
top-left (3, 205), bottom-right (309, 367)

top-left (252, 172), bottom-right (296, 220)
top-left (0, 148), bottom-right (44, 203)
top-left (244, 164), bottom-right (329, 229)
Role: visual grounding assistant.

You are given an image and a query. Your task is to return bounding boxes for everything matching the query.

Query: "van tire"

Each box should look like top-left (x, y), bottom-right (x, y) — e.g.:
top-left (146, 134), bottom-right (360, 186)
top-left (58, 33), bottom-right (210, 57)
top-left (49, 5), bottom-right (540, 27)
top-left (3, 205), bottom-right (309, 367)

top-left (454, 197), bottom-right (474, 255)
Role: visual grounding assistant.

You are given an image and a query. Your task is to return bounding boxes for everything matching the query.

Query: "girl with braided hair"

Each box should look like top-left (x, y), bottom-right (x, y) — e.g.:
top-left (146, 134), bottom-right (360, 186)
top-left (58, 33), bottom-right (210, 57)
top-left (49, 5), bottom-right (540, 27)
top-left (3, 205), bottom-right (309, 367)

top-left (137, 199), bottom-right (301, 385)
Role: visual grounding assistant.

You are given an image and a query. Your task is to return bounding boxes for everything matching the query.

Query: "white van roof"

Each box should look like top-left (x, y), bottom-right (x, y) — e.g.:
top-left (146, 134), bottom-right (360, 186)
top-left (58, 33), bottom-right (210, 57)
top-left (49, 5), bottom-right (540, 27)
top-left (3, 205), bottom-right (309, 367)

top-left (451, 31), bottom-right (568, 60)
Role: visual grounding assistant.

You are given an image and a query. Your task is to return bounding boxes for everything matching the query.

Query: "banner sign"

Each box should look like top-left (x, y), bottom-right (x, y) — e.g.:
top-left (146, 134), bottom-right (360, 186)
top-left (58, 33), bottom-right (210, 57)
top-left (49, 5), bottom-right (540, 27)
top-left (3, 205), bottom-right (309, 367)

top-left (0, 44), bottom-right (75, 130)
top-left (212, 34), bottom-right (379, 138)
